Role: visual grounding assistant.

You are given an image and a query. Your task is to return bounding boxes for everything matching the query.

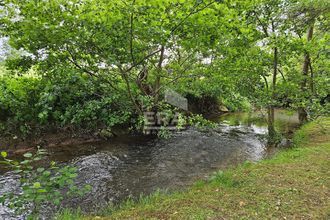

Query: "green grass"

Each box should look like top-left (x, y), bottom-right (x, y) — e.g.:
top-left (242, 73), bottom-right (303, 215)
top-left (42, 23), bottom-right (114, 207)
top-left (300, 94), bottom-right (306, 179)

top-left (56, 117), bottom-right (330, 220)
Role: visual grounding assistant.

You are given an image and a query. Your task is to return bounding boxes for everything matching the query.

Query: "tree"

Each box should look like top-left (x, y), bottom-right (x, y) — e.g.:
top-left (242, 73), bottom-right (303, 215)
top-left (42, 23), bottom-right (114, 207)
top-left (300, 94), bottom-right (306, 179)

top-left (1, 0), bottom-right (225, 114)
top-left (288, 0), bottom-right (330, 123)
top-left (244, 0), bottom-right (289, 143)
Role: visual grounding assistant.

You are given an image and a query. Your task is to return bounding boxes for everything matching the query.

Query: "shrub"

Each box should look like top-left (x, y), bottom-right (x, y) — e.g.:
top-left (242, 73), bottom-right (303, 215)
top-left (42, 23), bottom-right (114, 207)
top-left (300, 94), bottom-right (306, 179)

top-left (0, 72), bottom-right (133, 136)
top-left (0, 148), bottom-right (91, 218)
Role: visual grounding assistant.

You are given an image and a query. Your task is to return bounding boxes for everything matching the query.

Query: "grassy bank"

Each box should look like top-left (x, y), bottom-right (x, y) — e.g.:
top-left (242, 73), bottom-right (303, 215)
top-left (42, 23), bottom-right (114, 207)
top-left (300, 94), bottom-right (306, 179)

top-left (58, 118), bottom-right (330, 220)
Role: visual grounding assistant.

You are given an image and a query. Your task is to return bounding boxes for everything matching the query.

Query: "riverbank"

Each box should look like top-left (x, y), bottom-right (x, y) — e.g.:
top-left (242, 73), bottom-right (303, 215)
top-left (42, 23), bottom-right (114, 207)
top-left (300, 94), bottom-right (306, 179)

top-left (0, 125), bottom-right (134, 156)
top-left (57, 117), bottom-right (330, 219)
top-left (0, 131), bottom-right (102, 156)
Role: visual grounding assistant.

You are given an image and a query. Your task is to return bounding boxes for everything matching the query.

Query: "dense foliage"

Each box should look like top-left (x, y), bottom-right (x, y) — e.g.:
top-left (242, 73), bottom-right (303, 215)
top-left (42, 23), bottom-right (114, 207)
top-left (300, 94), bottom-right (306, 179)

top-left (0, 72), bottom-right (132, 136)
top-left (0, 0), bottom-right (329, 139)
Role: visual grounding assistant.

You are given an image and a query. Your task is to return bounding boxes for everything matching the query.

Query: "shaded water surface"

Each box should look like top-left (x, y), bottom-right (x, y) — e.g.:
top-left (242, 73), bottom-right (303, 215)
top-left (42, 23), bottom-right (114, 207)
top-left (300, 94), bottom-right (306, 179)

top-left (0, 110), bottom-right (299, 219)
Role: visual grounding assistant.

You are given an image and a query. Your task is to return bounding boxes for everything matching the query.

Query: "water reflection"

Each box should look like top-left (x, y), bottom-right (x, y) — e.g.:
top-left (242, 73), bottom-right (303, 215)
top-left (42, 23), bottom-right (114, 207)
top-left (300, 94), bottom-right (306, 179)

top-left (217, 109), bottom-right (299, 135)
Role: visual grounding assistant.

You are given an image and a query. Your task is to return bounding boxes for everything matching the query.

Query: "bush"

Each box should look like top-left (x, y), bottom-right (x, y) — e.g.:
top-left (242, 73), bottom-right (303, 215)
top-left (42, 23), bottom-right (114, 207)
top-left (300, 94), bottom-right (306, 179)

top-left (0, 72), bottom-right (133, 136)
top-left (0, 75), bottom-right (42, 135)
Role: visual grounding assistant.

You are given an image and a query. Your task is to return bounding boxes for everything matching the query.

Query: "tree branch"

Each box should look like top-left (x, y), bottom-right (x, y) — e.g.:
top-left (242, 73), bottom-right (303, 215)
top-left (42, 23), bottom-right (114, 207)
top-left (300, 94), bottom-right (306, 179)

top-left (171, 1), bottom-right (217, 35)
top-left (129, 0), bottom-right (136, 64)
top-left (118, 65), bottom-right (143, 114)
top-left (66, 49), bottom-right (97, 77)
top-left (254, 12), bottom-right (269, 37)
top-left (124, 48), bottom-right (162, 73)
top-left (278, 68), bottom-right (286, 82)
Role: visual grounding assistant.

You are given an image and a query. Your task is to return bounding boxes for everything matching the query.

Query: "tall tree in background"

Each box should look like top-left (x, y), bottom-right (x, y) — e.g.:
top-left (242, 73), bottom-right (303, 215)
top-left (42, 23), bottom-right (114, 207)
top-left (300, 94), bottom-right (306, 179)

top-left (247, 0), bottom-right (288, 142)
top-left (289, 0), bottom-right (329, 123)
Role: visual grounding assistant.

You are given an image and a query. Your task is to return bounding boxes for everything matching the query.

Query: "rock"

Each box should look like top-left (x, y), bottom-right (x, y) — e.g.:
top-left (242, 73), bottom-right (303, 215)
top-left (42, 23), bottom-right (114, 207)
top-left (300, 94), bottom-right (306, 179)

top-left (99, 129), bottom-right (115, 139)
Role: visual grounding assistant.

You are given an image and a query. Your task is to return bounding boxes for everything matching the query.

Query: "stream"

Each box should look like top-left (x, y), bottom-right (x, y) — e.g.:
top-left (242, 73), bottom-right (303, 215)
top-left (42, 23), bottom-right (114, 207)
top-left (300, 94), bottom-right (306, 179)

top-left (0, 110), bottom-right (300, 219)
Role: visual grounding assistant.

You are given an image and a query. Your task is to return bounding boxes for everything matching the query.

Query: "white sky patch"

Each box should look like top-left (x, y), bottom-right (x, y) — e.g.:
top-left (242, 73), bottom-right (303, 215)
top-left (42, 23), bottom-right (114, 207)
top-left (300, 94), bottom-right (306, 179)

top-left (0, 37), bottom-right (10, 61)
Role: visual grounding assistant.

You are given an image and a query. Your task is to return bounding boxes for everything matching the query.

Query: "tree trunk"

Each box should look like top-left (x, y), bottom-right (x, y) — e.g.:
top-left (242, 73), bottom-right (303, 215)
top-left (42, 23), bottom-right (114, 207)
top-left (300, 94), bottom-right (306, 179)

top-left (298, 22), bottom-right (314, 124)
top-left (268, 47), bottom-right (278, 144)
top-left (267, 106), bottom-right (276, 140)
top-left (119, 68), bottom-right (143, 115)
top-left (153, 45), bottom-right (165, 107)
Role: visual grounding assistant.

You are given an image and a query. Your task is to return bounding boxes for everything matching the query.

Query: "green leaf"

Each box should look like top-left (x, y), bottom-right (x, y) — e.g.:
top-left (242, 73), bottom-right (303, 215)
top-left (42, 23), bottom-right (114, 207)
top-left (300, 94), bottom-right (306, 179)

top-left (13, 169), bottom-right (23, 174)
top-left (54, 199), bottom-right (60, 205)
top-left (37, 167), bottom-right (45, 173)
top-left (20, 160), bottom-right (30, 165)
top-left (0, 196), bottom-right (5, 204)
top-left (84, 184), bottom-right (92, 192)
top-left (43, 171), bottom-right (51, 177)
top-left (37, 189), bottom-right (47, 193)
top-left (33, 157), bottom-right (42, 161)
top-left (23, 153), bottom-right (33, 158)
top-left (1, 151), bottom-right (7, 158)
top-left (33, 182), bottom-right (41, 189)
top-left (69, 173), bottom-right (78, 178)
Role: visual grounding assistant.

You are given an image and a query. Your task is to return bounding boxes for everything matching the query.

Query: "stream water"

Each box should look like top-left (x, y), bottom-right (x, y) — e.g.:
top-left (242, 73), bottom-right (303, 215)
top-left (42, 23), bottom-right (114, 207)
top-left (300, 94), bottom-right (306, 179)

top-left (0, 110), bottom-right (300, 219)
